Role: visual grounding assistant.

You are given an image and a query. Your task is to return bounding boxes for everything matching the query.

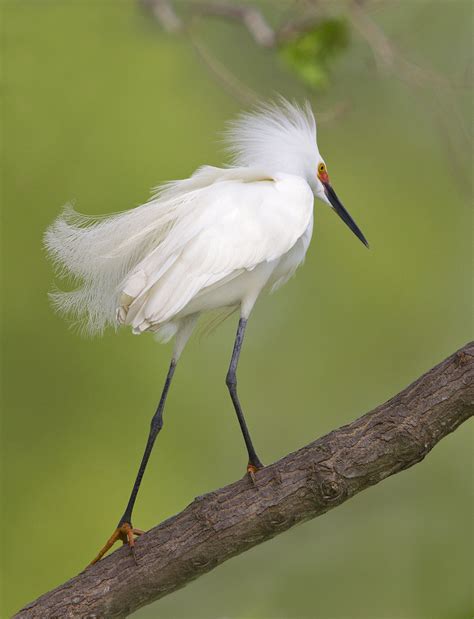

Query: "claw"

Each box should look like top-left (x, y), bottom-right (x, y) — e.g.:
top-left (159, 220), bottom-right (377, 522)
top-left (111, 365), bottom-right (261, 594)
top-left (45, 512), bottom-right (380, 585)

top-left (88, 522), bottom-right (144, 567)
top-left (247, 462), bottom-right (261, 487)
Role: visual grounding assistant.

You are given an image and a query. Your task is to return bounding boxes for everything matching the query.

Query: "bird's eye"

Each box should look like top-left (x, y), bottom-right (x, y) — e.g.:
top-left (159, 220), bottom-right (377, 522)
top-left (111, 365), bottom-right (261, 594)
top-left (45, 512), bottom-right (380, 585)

top-left (318, 163), bottom-right (326, 174)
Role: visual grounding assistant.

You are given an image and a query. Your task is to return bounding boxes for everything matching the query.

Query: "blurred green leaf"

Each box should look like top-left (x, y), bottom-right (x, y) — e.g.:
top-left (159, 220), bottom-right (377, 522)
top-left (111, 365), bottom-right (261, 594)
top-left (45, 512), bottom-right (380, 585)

top-left (279, 18), bottom-right (349, 89)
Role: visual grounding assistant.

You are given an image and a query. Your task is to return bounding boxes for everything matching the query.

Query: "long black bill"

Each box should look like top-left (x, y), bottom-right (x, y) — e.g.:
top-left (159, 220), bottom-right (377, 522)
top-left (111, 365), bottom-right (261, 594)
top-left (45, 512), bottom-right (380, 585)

top-left (323, 182), bottom-right (369, 248)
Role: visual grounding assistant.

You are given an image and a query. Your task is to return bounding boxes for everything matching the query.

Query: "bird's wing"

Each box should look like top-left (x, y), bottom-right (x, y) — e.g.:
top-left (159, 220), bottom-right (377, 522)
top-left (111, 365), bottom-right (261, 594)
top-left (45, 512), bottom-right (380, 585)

top-left (120, 172), bottom-right (313, 331)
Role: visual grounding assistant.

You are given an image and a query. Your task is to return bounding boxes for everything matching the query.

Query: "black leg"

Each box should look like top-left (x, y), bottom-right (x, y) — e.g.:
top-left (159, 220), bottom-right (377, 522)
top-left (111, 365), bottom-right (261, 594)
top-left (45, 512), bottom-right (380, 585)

top-left (89, 358), bottom-right (177, 566)
top-left (226, 318), bottom-right (263, 471)
top-left (119, 358), bottom-right (177, 526)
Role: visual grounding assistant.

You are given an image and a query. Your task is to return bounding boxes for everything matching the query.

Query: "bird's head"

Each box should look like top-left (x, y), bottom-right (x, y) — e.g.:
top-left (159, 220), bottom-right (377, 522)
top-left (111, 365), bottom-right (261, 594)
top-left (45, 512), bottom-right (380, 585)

top-left (226, 97), bottom-right (368, 248)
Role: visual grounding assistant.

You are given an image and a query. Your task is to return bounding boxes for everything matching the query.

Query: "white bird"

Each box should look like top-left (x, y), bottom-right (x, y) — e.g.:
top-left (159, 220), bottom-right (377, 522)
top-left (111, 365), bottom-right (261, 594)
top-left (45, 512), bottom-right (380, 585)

top-left (45, 98), bottom-right (368, 564)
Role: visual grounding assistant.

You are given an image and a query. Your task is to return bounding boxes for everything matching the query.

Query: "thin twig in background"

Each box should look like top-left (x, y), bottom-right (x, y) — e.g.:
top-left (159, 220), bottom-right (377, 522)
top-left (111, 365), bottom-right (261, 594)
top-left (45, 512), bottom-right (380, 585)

top-left (14, 342), bottom-right (474, 618)
top-left (190, 1), bottom-right (276, 47)
top-left (347, 0), bottom-right (472, 191)
top-left (141, 0), bottom-right (182, 32)
top-left (190, 34), bottom-right (261, 105)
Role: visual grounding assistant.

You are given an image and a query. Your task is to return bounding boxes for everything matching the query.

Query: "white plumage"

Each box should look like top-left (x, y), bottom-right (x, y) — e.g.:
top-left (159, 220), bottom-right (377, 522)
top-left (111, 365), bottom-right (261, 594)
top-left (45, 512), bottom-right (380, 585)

top-left (45, 98), bottom-right (365, 358)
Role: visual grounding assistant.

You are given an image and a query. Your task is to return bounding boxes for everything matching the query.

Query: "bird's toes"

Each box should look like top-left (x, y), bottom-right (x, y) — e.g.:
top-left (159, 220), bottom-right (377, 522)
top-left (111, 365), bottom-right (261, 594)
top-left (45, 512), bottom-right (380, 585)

top-left (246, 462), bottom-right (263, 487)
top-left (87, 522), bottom-right (144, 568)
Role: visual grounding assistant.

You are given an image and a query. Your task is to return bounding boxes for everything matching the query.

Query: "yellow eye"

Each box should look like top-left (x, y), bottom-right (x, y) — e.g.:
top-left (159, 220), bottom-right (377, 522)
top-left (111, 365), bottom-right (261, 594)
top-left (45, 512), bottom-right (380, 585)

top-left (318, 163), bottom-right (326, 174)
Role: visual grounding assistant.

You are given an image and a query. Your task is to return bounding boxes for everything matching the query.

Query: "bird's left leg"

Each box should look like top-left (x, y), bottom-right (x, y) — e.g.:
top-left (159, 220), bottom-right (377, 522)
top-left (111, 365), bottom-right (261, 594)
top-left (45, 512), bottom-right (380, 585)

top-left (226, 317), bottom-right (264, 483)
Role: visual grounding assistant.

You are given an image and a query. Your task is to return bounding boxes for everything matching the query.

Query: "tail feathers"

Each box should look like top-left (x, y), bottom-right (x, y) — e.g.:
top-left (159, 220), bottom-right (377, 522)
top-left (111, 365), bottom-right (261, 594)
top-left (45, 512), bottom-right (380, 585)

top-left (44, 202), bottom-right (171, 335)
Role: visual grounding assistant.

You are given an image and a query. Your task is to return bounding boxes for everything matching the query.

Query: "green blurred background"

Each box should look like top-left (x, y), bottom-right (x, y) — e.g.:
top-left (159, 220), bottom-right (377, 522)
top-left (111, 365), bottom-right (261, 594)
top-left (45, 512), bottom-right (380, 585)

top-left (1, 1), bottom-right (473, 617)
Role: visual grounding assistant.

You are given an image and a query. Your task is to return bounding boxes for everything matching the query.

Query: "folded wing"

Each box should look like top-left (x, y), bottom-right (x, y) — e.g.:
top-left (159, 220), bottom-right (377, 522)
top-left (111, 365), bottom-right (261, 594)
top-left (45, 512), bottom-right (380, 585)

top-left (120, 171), bottom-right (313, 332)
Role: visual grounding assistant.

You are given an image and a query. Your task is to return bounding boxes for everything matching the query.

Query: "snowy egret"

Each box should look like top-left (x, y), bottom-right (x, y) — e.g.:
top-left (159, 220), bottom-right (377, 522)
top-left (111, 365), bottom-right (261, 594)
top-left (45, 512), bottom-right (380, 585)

top-left (45, 98), bottom-right (368, 564)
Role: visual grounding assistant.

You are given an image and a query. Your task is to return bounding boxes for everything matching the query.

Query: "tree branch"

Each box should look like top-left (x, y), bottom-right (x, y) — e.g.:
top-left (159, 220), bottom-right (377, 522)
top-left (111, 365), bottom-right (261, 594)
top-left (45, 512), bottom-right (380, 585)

top-left (15, 342), bottom-right (474, 618)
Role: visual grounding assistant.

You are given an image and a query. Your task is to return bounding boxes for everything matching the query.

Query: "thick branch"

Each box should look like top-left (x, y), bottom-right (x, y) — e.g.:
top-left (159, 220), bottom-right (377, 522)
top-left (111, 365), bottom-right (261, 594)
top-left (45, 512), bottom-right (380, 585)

top-left (15, 343), bottom-right (474, 618)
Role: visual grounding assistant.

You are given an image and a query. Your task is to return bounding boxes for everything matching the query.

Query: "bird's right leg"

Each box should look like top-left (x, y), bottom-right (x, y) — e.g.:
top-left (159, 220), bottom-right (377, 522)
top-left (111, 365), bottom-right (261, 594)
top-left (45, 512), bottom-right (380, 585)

top-left (89, 315), bottom-right (198, 566)
top-left (89, 358), bottom-right (177, 566)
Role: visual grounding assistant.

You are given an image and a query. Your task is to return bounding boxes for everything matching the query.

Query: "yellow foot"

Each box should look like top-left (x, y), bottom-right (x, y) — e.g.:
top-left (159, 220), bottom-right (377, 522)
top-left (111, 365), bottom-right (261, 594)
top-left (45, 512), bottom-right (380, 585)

top-left (247, 462), bottom-right (263, 486)
top-left (88, 522), bottom-right (144, 567)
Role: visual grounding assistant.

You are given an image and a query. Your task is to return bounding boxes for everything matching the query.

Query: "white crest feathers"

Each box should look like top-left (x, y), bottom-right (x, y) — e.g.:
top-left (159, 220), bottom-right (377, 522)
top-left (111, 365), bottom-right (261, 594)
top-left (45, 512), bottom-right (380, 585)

top-left (224, 97), bottom-right (319, 177)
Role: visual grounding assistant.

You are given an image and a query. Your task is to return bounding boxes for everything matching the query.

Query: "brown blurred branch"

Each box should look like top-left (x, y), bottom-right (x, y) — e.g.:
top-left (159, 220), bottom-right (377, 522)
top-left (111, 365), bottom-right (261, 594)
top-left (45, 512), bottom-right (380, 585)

top-left (142, 0), bottom-right (182, 31)
top-left (15, 343), bottom-right (474, 618)
top-left (139, 0), bottom-right (464, 93)
top-left (139, 0), bottom-right (316, 46)
top-left (139, 0), bottom-right (346, 113)
top-left (190, 1), bottom-right (276, 47)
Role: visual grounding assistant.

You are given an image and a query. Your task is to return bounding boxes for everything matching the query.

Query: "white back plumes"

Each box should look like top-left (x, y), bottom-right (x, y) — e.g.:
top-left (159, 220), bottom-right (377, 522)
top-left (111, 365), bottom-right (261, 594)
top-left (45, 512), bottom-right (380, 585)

top-left (44, 173), bottom-right (225, 335)
top-left (45, 201), bottom-right (177, 335)
top-left (44, 98), bottom-right (318, 335)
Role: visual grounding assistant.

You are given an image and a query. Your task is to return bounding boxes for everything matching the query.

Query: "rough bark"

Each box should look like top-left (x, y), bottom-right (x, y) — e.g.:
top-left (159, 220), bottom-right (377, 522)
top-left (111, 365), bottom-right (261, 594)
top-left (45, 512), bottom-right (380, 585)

top-left (15, 342), bottom-right (474, 619)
